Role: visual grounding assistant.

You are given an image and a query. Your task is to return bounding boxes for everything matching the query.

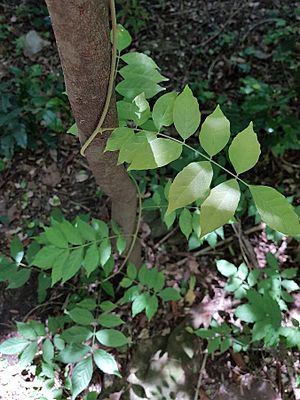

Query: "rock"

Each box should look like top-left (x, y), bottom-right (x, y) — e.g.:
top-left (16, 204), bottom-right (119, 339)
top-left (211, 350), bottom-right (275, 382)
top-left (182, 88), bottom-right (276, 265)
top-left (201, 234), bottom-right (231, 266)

top-left (23, 30), bottom-right (49, 58)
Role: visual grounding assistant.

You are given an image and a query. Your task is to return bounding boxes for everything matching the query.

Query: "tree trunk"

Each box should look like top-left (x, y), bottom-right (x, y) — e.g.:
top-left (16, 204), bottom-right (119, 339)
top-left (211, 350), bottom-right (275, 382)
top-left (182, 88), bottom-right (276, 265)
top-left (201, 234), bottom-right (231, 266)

top-left (45, 0), bottom-right (139, 261)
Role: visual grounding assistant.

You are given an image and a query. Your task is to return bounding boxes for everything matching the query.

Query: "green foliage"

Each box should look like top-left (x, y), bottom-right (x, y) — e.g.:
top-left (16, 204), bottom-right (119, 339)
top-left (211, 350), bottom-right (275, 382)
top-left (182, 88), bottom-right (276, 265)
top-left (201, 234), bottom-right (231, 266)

top-left (191, 253), bottom-right (300, 354)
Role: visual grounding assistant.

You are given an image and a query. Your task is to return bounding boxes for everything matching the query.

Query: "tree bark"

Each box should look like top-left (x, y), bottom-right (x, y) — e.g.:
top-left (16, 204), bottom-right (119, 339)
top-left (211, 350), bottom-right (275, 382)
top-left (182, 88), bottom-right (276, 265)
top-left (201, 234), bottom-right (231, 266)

top-left (45, 0), bottom-right (139, 260)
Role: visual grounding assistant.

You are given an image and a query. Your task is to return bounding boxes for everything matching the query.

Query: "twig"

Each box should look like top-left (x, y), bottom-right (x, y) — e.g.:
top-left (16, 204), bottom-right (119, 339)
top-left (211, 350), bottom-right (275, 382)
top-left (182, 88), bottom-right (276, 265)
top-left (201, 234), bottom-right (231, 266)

top-left (176, 225), bottom-right (262, 267)
top-left (194, 352), bottom-right (208, 400)
top-left (154, 227), bottom-right (177, 249)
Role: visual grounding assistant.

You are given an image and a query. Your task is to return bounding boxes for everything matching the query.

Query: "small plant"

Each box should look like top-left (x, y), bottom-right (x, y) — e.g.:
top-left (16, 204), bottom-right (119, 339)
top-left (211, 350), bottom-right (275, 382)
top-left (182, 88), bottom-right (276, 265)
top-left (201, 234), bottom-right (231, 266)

top-left (0, 211), bottom-right (181, 399)
top-left (190, 253), bottom-right (300, 354)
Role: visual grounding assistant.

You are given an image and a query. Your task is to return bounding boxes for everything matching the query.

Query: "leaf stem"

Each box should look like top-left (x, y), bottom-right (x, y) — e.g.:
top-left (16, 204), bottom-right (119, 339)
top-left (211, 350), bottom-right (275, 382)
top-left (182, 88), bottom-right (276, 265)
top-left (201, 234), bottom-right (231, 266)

top-left (157, 132), bottom-right (249, 187)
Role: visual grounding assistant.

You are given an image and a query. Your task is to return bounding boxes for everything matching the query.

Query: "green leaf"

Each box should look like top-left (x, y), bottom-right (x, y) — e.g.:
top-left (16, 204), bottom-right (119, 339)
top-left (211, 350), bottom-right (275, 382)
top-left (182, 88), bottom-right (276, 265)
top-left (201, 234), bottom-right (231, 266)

top-left (152, 92), bottom-right (177, 131)
top-left (67, 307), bottom-right (94, 326)
top-left (63, 248), bottom-right (84, 282)
top-left (152, 271), bottom-right (165, 292)
top-left (51, 249), bottom-right (70, 286)
top-left (281, 268), bottom-right (298, 279)
top-left (132, 293), bottom-right (150, 317)
top-left (105, 127), bottom-right (135, 152)
top-left (200, 179), bottom-right (240, 237)
top-left (207, 337), bottom-right (221, 353)
top-left (282, 280), bottom-right (299, 292)
top-left (96, 329), bottom-right (128, 348)
top-left (121, 52), bottom-right (159, 69)
top-left (116, 76), bottom-right (165, 100)
top-left (235, 304), bottom-right (258, 323)
top-left (67, 123), bottom-right (78, 136)
top-left (99, 239), bottom-right (112, 267)
top-left (116, 236), bottom-right (126, 255)
top-left (228, 122), bottom-right (261, 174)
top-left (173, 85), bottom-right (201, 140)
top-left (59, 344), bottom-right (90, 364)
top-left (44, 226), bottom-right (68, 248)
top-left (92, 219), bottom-right (109, 238)
top-left (100, 301), bottom-right (117, 312)
top-left (132, 92), bottom-right (151, 126)
top-left (120, 277), bottom-right (132, 288)
top-left (199, 105), bottom-right (230, 157)
top-left (146, 295), bottom-right (158, 320)
top-left (84, 243), bottom-right (100, 276)
top-left (250, 185), bottom-right (300, 236)
top-left (116, 24), bottom-right (132, 52)
top-left (216, 259), bottom-right (237, 277)
top-left (167, 161), bottom-right (213, 214)
top-left (37, 272), bottom-right (51, 303)
top-left (60, 220), bottom-right (82, 245)
top-left (32, 246), bottom-right (59, 269)
top-left (61, 326), bottom-right (93, 344)
top-left (77, 298), bottom-right (97, 311)
top-left (93, 349), bottom-right (121, 377)
top-left (18, 342), bottom-right (37, 369)
top-left (71, 356), bottom-right (93, 400)
top-left (124, 132), bottom-right (182, 170)
top-left (76, 219), bottom-right (96, 242)
top-left (0, 337), bottom-right (30, 354)
top-left (159, 287), bottom-right (181, 301)
top-left (10, 236), bottom-right (24, 264)
top-left (42, 339), bottom-right (54, 364)
top-left (98, 314), bottom-right (124, 328)
top-left (7, 268), bottom-right (31, 289)
top-left (179, 208), bottom-right (193, 239)
top-left (127, 263), bottom-right (137, 280)
top-left (16, 322), bottom-right (37, 340)
top-left (54, 335), bottom-right (65, 351)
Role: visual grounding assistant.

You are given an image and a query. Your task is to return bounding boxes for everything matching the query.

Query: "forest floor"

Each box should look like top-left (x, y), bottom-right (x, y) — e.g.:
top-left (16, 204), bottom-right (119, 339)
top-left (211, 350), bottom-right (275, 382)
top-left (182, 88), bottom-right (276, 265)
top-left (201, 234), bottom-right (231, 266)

top-left (0, 0), bottom-right (299, 399)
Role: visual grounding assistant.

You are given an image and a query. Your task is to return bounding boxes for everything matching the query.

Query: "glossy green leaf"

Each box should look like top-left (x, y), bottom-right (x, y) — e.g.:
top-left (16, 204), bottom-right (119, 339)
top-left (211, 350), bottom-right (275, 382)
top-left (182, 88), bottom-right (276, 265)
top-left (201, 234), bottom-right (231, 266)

top-left (67, 307), bottom-right (94, 326)
top-left (132, 293), bottom-right (150, 317)
top-left (67, 123), bottom-right (78, 136)
top-left (32, 246), bottom-right (59, 269)
top-left (119, 63), bottom-right (167, 84)
top-left (200, 179), bottom-right (240, 237)
top-left (167, 161), bottom-right (213, 214)
top-left (132, 92), bottom-right (151, 125)
top-left (116, 77), bottom-right (165, 100)
top-left (122, 132), bottom-right (182, 170)
top-left (127, 263), bottom-right (137, 280)
top-left (228, 122), bottom-right (261, 174)
top-left (199, 105), bottom-right (230, 156)
top-left (99, 238), bottom-right (112, 267)
top-left (116, 236), bottom-right (126, 255)
top-left (250, 185), bottom-right (300, 236)
top-left (93, 349), bottom-right (121, 376)
top-left (121, 52), bottom-right (159, 69)
top-left (84, 243), bottom-right (100, 276)
top-left (173, 85), bottom-right (201, 140)
top-left (76, 219), bottom-right (96, 242)
top-left (63, 248), bottom-right (83, 282)
top-left (96, 329), bottom-right (128, 348)
top-left (71, 356), bottom-right (93, 400)
top-left (152, 92), bottom-right (177, 131)
top-left (0, 337), bottom-right (30, 354)
top-left (16, 322), bottom-right (37, 340)
top-left (115, 24), bottom-right (132, 52)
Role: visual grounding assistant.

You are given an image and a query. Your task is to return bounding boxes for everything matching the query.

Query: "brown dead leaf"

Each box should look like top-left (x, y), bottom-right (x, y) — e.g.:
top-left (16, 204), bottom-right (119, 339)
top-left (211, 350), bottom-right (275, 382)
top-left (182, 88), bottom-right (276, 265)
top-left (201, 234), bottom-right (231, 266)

top-left (191, 289), bottom-right (232, 328)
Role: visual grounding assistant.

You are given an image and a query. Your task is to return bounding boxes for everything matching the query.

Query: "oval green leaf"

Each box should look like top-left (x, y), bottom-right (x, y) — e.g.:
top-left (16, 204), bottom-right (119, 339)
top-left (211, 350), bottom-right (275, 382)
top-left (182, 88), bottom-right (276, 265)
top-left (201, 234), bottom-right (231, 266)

top-left (173, 85), bottom-right (201, 140)
top-left (94, 349), bottom-right (121, 377)
top-left (228, 122), bottom-right (261, 174)
top-left (152, 92), bottom-right (177, 131)
top-left (71, 356), bottom-right (93, 400)
top-left (200, 179), bottom-right (240, 237)
top-left (249, 185), bottom-right (300, 236)
top-left (167, 161), bottom-right (213, 214)
top-left (199, 105), bottom-right (230, 156)
top-left (96, 329), bottom-right (128, 348)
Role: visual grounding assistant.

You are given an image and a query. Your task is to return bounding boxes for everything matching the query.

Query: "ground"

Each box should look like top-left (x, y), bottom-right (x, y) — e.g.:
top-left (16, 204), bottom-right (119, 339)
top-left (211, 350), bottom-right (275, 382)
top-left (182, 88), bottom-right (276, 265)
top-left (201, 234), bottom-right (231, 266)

top-left (0, 0), bottom-right (299, 399)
